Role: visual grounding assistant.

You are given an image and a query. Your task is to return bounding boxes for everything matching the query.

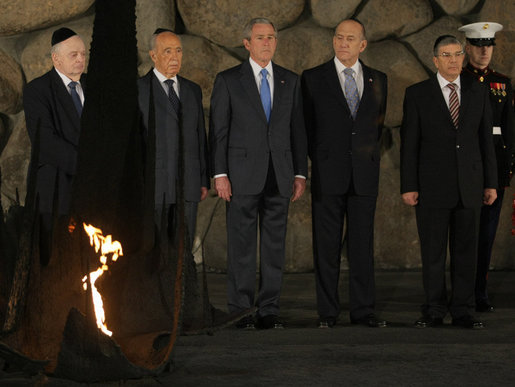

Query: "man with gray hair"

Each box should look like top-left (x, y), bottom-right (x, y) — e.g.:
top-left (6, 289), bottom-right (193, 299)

top-left (138, 28), bottom-right (209, 245)
top-left (23, 27), bottom-right (87, 265)
top-left (209, 18), bottom-right (307, 329)
top-left (400, 35), bottom-right (498, 329)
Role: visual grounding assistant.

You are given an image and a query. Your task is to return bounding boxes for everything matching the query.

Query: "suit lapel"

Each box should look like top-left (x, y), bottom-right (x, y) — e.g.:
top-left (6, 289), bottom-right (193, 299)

top-left (178, 75), bottom-right (193, 120)
top-left (178, 75), bottom-right (194, 106)
top-left (358, 62), bottom-right (375, 119)
top-left (429, 75), bottom-right (455, 128)
top-left (458, 74), bottom-right (472, 130)
top-left (239, 60), bottom-right (268, 123)
top-left (50, 68), bottom-right (81, 132)
top-left (271, 63), bottom-right (285, 121)
top-left (322, 60), bottom-right (350, 114)
top-left (151, 71), bottom-right (179, 121)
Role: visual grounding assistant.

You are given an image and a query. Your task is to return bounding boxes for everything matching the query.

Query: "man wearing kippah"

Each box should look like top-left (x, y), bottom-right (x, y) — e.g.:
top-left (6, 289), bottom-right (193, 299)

top-left (23, 27), bottom-right (87, 265)
top-left (459, 22), bottom-right (515, 313)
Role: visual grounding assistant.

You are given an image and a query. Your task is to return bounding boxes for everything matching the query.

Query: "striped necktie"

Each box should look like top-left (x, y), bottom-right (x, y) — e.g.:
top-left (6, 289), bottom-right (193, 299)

top-left (447, 83), bottom-right (459, 128)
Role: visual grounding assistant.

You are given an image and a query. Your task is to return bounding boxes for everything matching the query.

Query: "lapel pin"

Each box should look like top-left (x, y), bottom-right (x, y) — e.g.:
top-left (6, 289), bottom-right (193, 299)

top-left (369, 78), bottom-right (373, 83)
top-left (281, 80), bottom-right (285, 84)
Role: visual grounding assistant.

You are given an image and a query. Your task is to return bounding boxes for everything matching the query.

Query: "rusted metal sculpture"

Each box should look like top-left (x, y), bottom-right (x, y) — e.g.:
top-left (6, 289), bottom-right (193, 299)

top-left (0, 0), bottom-right (219, 382)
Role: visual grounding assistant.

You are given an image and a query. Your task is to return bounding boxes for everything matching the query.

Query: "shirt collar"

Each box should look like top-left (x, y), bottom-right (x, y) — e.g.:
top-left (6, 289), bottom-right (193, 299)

top-left (334, 57), bottom-right (362, 77)
top-left (55, 67), bottom-right (81, 86)
top-left (437, 72), bottom-right (461, 90)
top-left (153, 68), bottom-right (178, 84)
top-left (249, 57), bottom-right (273, 78)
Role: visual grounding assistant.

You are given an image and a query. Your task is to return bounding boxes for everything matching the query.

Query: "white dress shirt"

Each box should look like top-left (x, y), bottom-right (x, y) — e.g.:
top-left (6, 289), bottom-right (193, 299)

top-left (249, 57), bottom-right (274, 104)
top-left (153, 68), bottom-right (180, 98)
top-left (55, 67), bottom-right (85, 105)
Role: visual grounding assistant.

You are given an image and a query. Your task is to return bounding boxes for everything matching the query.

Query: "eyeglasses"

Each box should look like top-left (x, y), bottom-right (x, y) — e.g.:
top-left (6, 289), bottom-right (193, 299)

top-left (437, 51), bottom-right (464, 59)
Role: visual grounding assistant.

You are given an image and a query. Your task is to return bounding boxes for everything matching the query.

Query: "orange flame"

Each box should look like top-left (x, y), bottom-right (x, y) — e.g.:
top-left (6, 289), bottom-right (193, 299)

top-left (82, 223), bottom-right (123, 336)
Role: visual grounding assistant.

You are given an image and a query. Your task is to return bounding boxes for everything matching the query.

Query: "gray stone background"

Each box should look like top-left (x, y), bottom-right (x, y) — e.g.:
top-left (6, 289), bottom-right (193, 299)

top-left (0, 0), bottom-right (513, 272)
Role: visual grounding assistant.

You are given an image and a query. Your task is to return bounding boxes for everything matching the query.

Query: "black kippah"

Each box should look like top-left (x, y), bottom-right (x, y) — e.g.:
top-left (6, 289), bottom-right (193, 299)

top-left (153, 28), bottom-right (175, 35)
top-left (433, 34), bottom-right (456, 51)
top-left (51, 27), bottom-right (77, 46)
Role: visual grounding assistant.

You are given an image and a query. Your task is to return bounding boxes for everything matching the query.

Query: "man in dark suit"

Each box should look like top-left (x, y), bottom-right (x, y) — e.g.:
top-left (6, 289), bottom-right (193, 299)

top-left (401, 35), bottom-right (498, 329)
top-left (23, 27), bottom-right (86, 265)
top-left (301, 19), bottom-right (388, 328)
top-left (138, 29), bottom-right (209, 244)
top-left (459, 22), bottom-right (514, 313)
top-left (209, 18), bottom-right (308, 329)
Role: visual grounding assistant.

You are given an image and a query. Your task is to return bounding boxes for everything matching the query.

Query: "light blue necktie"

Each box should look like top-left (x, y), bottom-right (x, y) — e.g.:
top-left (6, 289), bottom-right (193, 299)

top-left (343, 68), bottom-right (359, 119)
top-left (260, 68), bottom-right (271, 122)
top-left (68, 81), bottom-right (83, 116)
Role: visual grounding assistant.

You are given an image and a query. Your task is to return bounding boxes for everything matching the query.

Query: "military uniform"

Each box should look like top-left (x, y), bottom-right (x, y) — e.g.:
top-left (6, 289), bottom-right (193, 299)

top-left (461, 60), bottom-right (515, 311)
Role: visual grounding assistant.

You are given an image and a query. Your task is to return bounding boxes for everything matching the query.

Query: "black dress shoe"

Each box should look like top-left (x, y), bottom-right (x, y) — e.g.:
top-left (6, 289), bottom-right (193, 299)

top-left (476, 301), bottom-right (494, 313)
top-left (452, 315), bottom-right (484, 329)
top-left (351, 314), bottom-right (388, 328)
top-left (235, 315), bottom-right (255, 330)
top-left (414, 315), bottom-right (444, 328)
top-left (318, 317), bottom-right (337, 329)
top-left (257, 315), bottom-right (284, 329)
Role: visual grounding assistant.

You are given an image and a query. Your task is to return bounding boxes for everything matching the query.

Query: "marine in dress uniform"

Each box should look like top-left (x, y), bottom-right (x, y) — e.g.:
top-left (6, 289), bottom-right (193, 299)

top-left (459, 22), bottom-right (515, 313)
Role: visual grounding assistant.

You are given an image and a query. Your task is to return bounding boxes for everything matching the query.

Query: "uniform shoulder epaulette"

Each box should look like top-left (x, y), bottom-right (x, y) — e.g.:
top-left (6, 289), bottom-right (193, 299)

top-left (490, 69), bottom-right (511, 80)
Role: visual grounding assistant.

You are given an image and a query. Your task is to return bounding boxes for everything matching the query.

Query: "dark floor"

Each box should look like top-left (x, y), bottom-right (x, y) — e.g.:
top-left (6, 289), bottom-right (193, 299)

top-left (5, 271), bottom-right (515, 386)
top-left (163, 271), bottom-right (515, 387)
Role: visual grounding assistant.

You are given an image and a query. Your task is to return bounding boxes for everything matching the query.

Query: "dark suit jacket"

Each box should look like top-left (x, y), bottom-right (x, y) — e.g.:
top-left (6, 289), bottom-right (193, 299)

top-left (209, 60), bottom-right (308, 197)
top-left (138, 70), bottom-right (209, 207)
top-left (301, 59), bottom-right (387, 197)
top-left (23, 68), bottom-right (85, 214)
top-left (400, 74), bottom-right (498, 208)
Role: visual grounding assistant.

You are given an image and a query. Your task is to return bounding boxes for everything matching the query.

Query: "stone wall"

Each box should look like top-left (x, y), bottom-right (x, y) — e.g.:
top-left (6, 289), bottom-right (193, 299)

top-left (0, 0), bottom-right (513, 271)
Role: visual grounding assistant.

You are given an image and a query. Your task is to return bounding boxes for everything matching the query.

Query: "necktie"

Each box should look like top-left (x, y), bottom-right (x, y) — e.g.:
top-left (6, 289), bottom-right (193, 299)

top-left (68, 81), bottom-right (83, 116)
top-left (260, 68), bottom-right (271, 122)
top-left (343, 68), bottom-right (359, 119)
top-left (447, 83), bottom-right (459, 128)
top-left (165, 79), bottom-right (180, 114)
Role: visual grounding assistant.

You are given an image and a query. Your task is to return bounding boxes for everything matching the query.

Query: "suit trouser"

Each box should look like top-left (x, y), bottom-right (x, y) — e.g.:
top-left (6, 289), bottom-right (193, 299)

top-left (226, 167), bottom-right (290, 317)
top-left (415, 204), bottom-right (480, 319)
top-left (476, 188), bottom-right (505, 302)
top-left (155, 201), bottom-right (198, 246)
top-left (312, 191), bottom-right (377, 321)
